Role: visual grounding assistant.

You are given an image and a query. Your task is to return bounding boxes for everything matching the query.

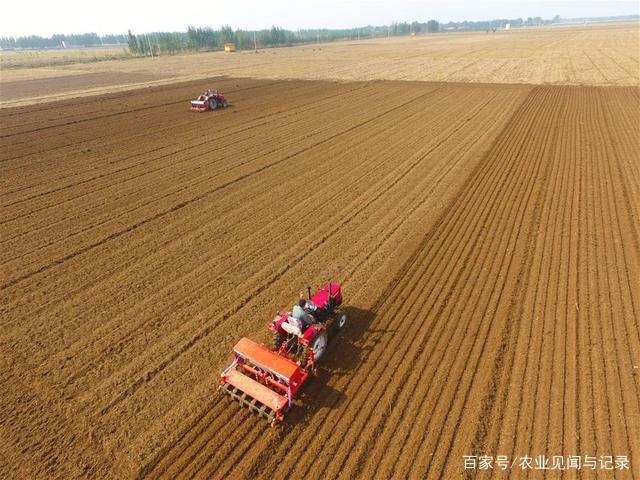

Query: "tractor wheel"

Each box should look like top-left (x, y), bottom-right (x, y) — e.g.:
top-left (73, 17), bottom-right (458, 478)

top-left (337, 313), bottom-right (347, 329)
top-left (222, 100), bottom-right (228, 108)
top-left (272, 330), bottom-right (284, 350)
top-left (208, 98), bottom-right (218, 110)
top-left (310, 331), bottom-right (328, 362)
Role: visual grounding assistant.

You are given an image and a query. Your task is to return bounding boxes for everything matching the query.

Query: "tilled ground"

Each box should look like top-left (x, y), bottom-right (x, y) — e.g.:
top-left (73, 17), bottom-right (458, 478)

top-left (0, 71), bottom-right (167, 101)
top-left (2, 23), bottom-right (638, 109)
top-left (0, 78), bottom-right (638, 479)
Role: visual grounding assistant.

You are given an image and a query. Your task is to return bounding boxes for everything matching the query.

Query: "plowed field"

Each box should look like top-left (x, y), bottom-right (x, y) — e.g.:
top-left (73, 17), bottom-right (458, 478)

top-left (1, 78), bottom-right (638, 479)
top-left (2, 23), bottom-right (638, 108)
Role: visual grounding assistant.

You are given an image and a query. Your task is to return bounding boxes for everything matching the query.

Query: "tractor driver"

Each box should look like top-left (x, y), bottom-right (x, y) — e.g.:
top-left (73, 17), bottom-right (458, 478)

top-left (292, 298), bottom-right (313, 330)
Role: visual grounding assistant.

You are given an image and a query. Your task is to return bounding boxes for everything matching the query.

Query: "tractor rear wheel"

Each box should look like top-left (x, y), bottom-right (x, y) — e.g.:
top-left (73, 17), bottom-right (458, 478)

top-left (310, 331), bottom-right (328, 362)
top-left (208, 98), bottom-right (218, 110)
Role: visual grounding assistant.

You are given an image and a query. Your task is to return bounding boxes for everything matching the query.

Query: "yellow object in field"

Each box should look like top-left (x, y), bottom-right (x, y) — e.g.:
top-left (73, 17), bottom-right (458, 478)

top-left (224, 43), bottom-right (236, 52)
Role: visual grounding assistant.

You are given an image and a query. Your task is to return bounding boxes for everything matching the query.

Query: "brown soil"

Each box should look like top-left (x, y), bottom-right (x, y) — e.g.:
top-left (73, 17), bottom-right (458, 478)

top-left (0, 78), bottom-right (638, 479)
top-left (2, 23), bottom-right (638, 109)
top-left (0, 72), bottom-right (167, 101)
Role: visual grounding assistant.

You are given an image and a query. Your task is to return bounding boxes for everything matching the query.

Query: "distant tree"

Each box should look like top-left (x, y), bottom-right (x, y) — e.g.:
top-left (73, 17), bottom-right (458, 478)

top-left (220, 25), bottom-right (234, 44)
top-left (51, 34), bottom-right (66, 47)
top-left (157, 32), bottom-right (184, 53)
top-left (255, 29), bottom-right (270, 46)
top-left (187, 26), bottom-right (219, 49)
top-left (427, 20), bottom-right (439, 32)
top-left (127, 30), bottom-right (140, 54)
top-left (234, 30), bottom-right (251, 49)
top-left (187, 26), bottom-right (200, 48)
top-left (101, 34), bottom-right (127, 44)
top-left (271, 26), bottom-right (286, 45)
top-left (0, 36), bottom-right (17, 48)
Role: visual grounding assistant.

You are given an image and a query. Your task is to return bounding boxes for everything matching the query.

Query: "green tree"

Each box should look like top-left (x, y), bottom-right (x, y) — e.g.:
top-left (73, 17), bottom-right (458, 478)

top-left (127, 30), bottom-right (140, 54)
top-left (270, 26), bottom-right (286, 45)
top-left (220, 25), bottom-right (234, 44)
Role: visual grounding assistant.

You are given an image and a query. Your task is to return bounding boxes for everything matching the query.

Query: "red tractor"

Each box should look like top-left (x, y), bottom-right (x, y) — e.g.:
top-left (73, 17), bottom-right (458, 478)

top-left (219, 283), bottom-right (346, 425)
top-left (190, 89), bottom-right (228, 112)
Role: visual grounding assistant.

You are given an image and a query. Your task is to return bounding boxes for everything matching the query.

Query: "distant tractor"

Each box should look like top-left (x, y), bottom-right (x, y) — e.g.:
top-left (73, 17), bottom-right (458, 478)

top-left (190, 89), bottom-right (228, 112)
top-left (224, 43), bottom-right (236, 52)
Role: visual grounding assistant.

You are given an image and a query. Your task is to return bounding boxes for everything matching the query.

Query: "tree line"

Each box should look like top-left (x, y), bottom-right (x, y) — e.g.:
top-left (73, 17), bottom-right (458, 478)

top-left (441, 17), bottom-right (548, 30)
top-left (125, 22), bottom-right (443, 56)
top-left (3, 13), bottom-right (591, 53)
top-left (2, 22), bottom-right (442, 54)
top-left (0, 33), bottom-right (127, 49)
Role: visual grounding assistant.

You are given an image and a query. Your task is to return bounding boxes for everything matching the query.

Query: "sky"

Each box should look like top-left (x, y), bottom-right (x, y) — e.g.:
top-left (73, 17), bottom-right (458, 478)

top-left (0, 0), bottom-right (638, 37)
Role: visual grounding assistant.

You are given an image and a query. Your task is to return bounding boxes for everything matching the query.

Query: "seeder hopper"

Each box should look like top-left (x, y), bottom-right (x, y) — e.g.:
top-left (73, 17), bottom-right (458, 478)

top-left (219, 283), bottom-right (346, 425)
